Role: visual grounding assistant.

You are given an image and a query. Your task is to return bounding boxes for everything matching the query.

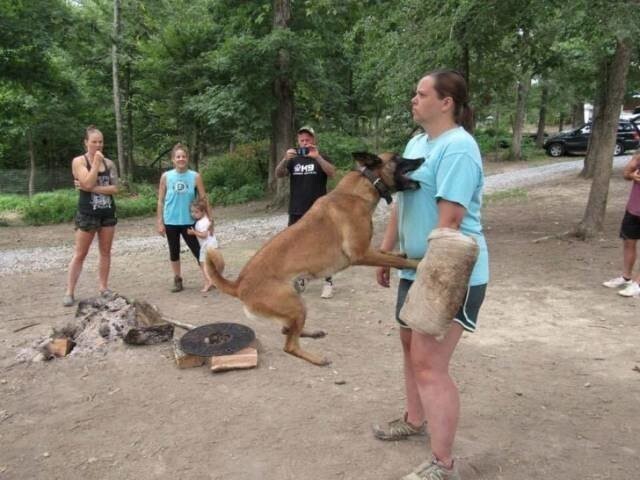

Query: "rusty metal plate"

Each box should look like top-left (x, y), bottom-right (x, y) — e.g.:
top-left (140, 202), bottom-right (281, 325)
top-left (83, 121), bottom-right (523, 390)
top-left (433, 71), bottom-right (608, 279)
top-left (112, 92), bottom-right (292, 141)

top-left (179, 322), bottom-right (255, 357)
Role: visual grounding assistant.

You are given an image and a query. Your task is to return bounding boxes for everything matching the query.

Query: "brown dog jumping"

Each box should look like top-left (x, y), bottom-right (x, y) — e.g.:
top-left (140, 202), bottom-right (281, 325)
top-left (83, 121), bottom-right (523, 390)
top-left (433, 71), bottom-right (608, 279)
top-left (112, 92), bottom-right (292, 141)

top-left (206, 152), bottom-right (424, 366)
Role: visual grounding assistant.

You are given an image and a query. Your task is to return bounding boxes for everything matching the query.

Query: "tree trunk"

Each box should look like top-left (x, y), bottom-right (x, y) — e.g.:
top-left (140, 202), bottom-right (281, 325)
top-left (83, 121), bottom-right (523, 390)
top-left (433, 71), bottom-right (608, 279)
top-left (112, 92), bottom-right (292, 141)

top-left (27, 129), bottom-right (36, 198)
top-left (269, 0), bottom-right (294, 206)
top-left (124, 60), bottom-right (134, 176)
top-left (494, 109), bottom-right (501, 158)
top-left (572, 102), bottom-right (583, 128)
top-left (535, 82), bottom-right (548, 148)
top-left (191, 128), bottom-right (200, 171)
top-left (581, 100), bottom-right (599, 177)
top-left (112, 0), bottom-right (126, 181)
top-left (574, 36), bottom-right (632, 239)
top-left (509, 72), bottom-right (531, 161)
top-left (458, 42), bottom-right (470, 94)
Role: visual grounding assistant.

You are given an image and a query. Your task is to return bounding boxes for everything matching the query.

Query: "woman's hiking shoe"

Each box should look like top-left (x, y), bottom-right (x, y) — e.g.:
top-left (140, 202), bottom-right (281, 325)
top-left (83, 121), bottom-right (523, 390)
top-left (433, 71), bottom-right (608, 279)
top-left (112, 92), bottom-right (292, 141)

top-left (62, 294), bottom-right (75, 307)
top-left (401, 459), bottom-right (460, 480)
top-left (602, 276), bottom-right (632, 289)
top-left (171, 276), bottom-right (184, 293)
top-left (372, 414), bottom-right (426, 441)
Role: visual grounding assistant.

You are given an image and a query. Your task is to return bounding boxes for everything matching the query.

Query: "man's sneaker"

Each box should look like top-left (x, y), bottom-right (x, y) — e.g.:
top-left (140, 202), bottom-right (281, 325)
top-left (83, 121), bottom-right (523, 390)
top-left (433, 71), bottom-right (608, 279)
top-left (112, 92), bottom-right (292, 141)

top-left (603, 276), bottom-right (632, 288)
top-left (618, 281), bottom-right (640, 297)
top-left (372, 414), bottom-right (427, 441)
top-left (401, 459), bottom-right (460, 480)
top-left (320, 281), bottom-right (334, 299)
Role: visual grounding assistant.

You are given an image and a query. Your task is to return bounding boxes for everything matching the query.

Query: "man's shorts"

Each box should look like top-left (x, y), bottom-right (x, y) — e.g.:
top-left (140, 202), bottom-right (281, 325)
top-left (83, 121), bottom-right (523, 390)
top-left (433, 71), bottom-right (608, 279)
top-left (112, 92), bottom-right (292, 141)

top-left (620, 210), bottom-right (640, 240)
top-left (395, 278), bottom-right (487, 333)
top-left (75, 212), bottom-right (118, 232)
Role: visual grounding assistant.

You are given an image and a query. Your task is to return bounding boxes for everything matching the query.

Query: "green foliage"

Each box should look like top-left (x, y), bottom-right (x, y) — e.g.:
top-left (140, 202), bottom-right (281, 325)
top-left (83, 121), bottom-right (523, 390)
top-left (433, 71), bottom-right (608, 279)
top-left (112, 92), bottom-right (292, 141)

top-left (0, 194), bottom-right (28, 213)
top-left (116, 188), bottom-right (158, 218)
top-left (199, 141), bottom-right (268, 206)
top-left (22, 190), bottom-right (77, 225)
top-left (209, 184), bottom-right (265, 206)
top-left (200, 142), bottom-right (268, 191)
top-left (318, 131), bottom-right (369, 169)
top-left (2, 0), bottom-right (640, 188)
top-left (476, 128), bottom-right (549, 161)
top-left (17, 184), bottom-right (158, 225)
top-left (484, 188), bottom-right (528, 205)
top-left (475, 128), bottom-right (512, 155)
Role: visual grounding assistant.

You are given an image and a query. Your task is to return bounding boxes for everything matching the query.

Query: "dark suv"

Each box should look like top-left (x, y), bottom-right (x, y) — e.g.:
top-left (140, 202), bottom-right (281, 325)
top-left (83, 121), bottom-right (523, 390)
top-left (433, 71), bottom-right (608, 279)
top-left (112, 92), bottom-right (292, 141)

top-left (544, 120), bottom-right (640, 157)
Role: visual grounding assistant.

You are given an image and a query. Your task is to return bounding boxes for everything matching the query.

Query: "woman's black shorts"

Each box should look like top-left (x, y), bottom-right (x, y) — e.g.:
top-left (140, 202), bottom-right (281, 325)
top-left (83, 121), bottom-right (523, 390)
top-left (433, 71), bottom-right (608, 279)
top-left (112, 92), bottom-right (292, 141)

top-left (74, 212), bottom-right (118, 232)
top-left (395, 278), bottom-right (487, 333)
top-left (620, 210), bottom-right (640, 240)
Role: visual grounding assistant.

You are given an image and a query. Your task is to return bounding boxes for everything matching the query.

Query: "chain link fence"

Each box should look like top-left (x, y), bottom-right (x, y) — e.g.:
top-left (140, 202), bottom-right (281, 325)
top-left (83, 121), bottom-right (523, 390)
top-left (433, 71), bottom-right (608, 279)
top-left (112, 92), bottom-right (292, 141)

top-left (0, 169), bottom-right (73, 195)
top-left (0, 166), bottom-right (164, 195)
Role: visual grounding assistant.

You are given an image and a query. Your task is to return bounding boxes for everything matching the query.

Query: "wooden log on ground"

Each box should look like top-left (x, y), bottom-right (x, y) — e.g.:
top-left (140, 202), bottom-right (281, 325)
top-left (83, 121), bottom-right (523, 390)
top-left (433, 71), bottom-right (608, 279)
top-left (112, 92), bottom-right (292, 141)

top-left (122, 323), bottom-right (174, 345)
top-left (133, 300), bottom-right (165, 326)
top-left (47, 337), bottom-right (75, 357)
top-left (210, 346), bottom-right (258, 373)
top-left (173, 339), bottom-right (206, 368)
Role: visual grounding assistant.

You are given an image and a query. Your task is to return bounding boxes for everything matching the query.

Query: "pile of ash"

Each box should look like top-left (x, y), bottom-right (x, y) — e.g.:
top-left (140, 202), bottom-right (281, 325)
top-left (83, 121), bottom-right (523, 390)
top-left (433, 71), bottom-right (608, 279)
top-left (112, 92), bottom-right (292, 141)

top-left (16, 293), bottom-right (174, 362)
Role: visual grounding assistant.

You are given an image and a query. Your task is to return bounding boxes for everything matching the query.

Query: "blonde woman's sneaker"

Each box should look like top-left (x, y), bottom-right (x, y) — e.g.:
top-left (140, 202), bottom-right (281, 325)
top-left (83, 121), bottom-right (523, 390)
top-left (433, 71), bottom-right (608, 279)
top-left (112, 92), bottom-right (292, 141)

top-left (401, 459), bottom-right (460, 480)
top-left (372, 414), bottom-right (426, 441)
top-left (618, 281), bottom-right (640, 297)
top-left (603, 276), bottom-right (632, 288)
top-left (100, 288), bottom-right (114, 298)
top-left (62, 294), bottom-right (75, 307)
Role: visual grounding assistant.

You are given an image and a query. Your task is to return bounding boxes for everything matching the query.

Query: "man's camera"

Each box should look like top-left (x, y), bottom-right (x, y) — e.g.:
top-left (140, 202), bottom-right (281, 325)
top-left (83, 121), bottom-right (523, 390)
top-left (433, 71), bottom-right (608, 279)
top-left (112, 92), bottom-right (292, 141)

top-left (296, 147), bottom-right (310, 156)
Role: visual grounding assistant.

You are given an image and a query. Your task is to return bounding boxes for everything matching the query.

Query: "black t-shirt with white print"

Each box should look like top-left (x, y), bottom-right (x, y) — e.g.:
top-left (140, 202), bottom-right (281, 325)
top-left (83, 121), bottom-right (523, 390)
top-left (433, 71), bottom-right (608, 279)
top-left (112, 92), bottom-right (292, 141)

top-left (287, 152), bottom-right (332, 216)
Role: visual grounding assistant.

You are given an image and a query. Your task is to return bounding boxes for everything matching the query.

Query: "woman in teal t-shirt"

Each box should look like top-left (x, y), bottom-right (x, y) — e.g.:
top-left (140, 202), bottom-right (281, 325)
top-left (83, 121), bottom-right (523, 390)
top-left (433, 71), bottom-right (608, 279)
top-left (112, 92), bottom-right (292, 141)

top-left (156, 143), bottom-right (209, 292)
top-left (373, 70), bottom-right (489, 480)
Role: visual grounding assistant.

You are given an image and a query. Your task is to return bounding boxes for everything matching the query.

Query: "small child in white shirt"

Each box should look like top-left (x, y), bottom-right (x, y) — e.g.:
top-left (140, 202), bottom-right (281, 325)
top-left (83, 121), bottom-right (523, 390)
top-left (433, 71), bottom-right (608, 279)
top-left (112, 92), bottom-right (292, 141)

top-left (187, 198), bottom-right (218, 292)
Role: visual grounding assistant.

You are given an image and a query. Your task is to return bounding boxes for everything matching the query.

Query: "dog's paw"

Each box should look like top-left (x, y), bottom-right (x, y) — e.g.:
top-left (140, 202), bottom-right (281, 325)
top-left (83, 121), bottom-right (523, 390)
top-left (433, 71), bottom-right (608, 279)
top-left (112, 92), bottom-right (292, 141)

top-left (317, 356), bottom-right (332, 367)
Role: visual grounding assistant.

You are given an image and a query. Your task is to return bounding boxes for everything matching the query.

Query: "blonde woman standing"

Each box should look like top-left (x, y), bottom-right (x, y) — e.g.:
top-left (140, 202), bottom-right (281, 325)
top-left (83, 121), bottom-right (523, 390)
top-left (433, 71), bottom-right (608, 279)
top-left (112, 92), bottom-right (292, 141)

top-left (156, 143), bottom-right (209, 292)
top-left (64, 126), bottom-right (119, 306)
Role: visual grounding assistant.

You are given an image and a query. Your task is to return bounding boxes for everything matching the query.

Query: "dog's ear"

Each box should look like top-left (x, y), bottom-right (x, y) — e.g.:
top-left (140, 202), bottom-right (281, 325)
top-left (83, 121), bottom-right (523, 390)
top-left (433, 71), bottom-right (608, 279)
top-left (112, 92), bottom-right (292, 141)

top-left (352, 152), bottom-right (382, 168)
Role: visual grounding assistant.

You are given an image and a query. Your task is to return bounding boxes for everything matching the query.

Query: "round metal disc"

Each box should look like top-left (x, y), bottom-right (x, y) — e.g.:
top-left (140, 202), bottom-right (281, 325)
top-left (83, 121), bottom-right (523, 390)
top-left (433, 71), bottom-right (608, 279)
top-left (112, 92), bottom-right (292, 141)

top-left (179, 322), bottom-right (255, 357)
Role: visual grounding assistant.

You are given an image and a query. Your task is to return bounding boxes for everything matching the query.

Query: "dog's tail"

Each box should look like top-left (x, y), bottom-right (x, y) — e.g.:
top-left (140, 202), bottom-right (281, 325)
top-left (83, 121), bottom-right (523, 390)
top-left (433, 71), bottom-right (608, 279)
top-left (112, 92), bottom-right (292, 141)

top-left (204, 246), bottom-right (239, 297)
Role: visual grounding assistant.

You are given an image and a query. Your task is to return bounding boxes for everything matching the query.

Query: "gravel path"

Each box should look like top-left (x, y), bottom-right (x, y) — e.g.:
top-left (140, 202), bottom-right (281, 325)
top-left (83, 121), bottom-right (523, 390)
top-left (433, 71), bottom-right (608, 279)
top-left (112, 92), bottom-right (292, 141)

top-left (0, 155), bottom-right (631, 275)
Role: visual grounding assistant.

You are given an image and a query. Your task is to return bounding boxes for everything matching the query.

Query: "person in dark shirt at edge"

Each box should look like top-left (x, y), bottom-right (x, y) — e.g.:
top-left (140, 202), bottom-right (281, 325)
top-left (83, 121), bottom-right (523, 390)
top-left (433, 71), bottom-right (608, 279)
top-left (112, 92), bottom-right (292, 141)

top-left (275, 126), bottom-right (336, 298)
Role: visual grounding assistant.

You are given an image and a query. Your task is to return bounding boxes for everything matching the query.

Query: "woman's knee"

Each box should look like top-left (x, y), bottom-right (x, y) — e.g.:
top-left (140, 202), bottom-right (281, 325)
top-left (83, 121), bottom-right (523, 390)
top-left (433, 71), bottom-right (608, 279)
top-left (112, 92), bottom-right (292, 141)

top-left (72, 246), bottom-right (91, 263)
top-left (409, 349), bottom-right (449, 384)
top-left (98, 249), bottom-right (112, 260)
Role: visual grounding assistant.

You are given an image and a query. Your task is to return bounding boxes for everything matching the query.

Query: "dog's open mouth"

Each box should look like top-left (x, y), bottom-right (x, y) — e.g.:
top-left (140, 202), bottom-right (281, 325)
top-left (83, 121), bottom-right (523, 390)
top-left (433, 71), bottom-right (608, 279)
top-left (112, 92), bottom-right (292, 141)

top-left (395, 157), bottom-right (424, 191)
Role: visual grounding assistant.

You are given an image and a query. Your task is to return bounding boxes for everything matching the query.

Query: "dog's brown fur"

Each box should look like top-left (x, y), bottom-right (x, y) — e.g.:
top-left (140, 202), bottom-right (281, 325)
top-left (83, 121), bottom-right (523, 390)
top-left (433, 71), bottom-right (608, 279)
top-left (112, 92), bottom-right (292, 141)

top-left (206, 152), bottom-right (422, 366)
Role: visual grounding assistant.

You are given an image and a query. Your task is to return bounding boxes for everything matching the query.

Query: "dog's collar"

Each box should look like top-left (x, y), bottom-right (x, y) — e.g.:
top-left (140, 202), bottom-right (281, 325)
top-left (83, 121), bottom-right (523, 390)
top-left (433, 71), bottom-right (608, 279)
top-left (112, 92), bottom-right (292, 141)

top-left (358, 166), bottom-right (392, 204)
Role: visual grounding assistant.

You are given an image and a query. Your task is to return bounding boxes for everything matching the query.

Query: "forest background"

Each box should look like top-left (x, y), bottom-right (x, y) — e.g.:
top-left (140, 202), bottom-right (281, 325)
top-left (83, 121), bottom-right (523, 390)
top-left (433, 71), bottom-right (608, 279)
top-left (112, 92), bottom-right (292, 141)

top-left (1, 0), bottom-right (639, 237)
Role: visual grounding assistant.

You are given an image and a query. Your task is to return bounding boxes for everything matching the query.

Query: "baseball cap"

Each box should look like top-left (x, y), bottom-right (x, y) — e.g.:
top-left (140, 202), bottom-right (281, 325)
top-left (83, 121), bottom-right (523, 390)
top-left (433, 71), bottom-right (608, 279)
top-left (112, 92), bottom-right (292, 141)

top-left (297, 125), bottom-right (316, 137)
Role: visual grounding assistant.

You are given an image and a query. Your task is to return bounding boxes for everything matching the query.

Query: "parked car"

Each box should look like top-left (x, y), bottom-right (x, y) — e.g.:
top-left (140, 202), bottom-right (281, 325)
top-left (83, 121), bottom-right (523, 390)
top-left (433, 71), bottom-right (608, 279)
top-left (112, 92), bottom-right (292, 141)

top-left (543, 120), bottom-right (640, 157)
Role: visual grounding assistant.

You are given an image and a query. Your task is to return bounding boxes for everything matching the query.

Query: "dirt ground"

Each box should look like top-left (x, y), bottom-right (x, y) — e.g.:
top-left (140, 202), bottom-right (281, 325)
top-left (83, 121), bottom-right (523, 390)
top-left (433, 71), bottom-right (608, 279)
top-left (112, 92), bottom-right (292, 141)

top-left (1, 169), bottom-right (639, 480)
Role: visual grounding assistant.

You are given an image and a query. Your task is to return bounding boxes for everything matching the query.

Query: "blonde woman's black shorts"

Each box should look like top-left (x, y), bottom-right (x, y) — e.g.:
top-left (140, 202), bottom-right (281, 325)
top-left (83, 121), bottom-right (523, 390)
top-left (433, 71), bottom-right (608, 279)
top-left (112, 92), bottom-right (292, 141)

top-left (395, 278), bottom-right (487, 333)
top-left (74, 212), bottom-right (118, 232)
